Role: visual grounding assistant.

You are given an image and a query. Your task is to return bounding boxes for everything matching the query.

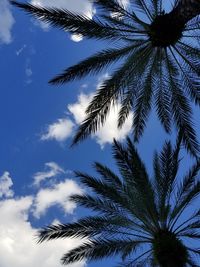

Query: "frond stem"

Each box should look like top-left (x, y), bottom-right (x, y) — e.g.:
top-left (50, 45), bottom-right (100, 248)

top-left (140, 0), bottom-right (153, 22)
top-left (107, 229), bottom-right (152, 241)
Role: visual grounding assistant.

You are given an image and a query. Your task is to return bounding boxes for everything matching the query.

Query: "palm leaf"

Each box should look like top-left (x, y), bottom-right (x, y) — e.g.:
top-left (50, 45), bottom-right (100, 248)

top-left (72, 42), bottom-right (149, 145)
top-left (165, 50), bottom-right (199, 157)
top-left (93, 162), bottom-right (123, 188)
top-left (169, 180), bottom-right (200, 231)
top-left (11, 1), bottom-right (122, 40)
top-left (133, 50), bottom-right (156, 141)
top-left (49, 42), bottom-right (142, 84)
top-left (118, 90), bottom-right (134, 129)
top-left (154, 48), bottom-right (172, 132)
top-left (61, 237), bottom-right (142, 264)
top-left (92, 0), bottom-right (147, 27)
top-left (113, 139), bottom-right (159, 228)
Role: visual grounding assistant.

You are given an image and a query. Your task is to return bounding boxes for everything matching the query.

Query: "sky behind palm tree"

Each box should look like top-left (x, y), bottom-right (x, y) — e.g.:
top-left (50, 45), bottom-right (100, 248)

top-left (0, 0), bottom-right (199, 266)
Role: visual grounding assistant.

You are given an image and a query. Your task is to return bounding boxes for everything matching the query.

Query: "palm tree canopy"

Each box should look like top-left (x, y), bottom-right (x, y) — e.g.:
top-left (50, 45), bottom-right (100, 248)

top-left (38, 135), bottom-right (200, 267)
top-left (11, 0), bottom-right (200, 157)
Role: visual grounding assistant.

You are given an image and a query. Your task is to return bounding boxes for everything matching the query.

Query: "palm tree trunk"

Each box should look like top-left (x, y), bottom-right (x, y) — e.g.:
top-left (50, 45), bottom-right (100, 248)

top-left (171, 0), bottom-right (200, 24)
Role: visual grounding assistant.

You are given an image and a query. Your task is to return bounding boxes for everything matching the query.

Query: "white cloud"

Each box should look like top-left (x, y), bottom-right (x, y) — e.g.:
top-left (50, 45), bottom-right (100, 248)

top-left (41, 75), bottom-right (133, 147)
top-left (0, 172), bottom-right (14, 198)
top-left (25, 67), bottom-right (33, 77)
top-left (33, 179), bottom-right (83, 218)
top-left (120, 0), bottom-right (129, 7)
top-left (24, 58), bottom-right (33, 84)
top-left (68, 93), bottom-right (92, 125)
top-left (33, 162), bottom-right (65, 186)
top-left (41, 118), bottom-right (75, 142)
top-left (0, 196), bottom-right (85, 267)
top-left (0, 170), bottom-right (85, 267)
top-left (70, 34), bottom-right (83, 42)
top-left (0, 0), bottom-right (15, 44)
top-left (31, 0), bottom-right (94, 18)
top-left (31, 0), bottom-right (95, 41)
top-left (16, 44), bottom-right (27, 56)
top-left (31, 17), bottom-right (50, 32)
top-left (93, 104), bottom-right (133, 148)
top-left (68, 92), bottom-right (133, 148)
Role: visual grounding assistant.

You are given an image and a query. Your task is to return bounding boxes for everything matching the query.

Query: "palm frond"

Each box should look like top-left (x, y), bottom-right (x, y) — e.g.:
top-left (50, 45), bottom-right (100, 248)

top-left (93, 162), bottom-right (123, 187)
top-left (100, 14), bottom-right (144, 33)
top-left (11, 1), bottom-right (123, 40)
top-left (118, 90), bottom-right (134, 129)
top-left (133, 52), bottom-right (155, 141)
top-left (155, 142), bottom-right (174, 223)
top-left (170, 45), bottom-right (200, 106)
top-left (38, 214), bottom-right (142, 243)
top-left (132, 0), bottom-right (153, 21)
top-left (92, 0), bottom-right (130, 16)
top-left (177, 224), bottom-right (200, 238)
top-left (175, 42), bottom-right (200, 76)
top-left (117, 249), bottom-right (153, 267)
top-left (154, 49), bottom-right (171, 132)
top-left (169, 180), bottom-right (200, 231)
top-left (113, 139), bottom-right (158, 228)
top-left (49, 42), bottom-right (141, 84)
top-left (74, 171), bottom-right (126, 203)
top-left (165, 50), bottom-right (199, 157)
top-left (61, 237), bottom-right (142, 264)
top-left (70, 194), bottom-right (126, 216)
top-left (173, 208), bottom-right (200, 234)
top-left (38, 216), bottom-right (111, 242)
top-left (72, 42), bottom-right (149, 145)
top-left (92, 0), bottom-right (147, 28)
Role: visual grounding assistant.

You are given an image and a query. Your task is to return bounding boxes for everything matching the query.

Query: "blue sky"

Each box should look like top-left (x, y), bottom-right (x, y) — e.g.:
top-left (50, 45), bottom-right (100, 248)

top-left (0, 0), bottom-right (199, 267)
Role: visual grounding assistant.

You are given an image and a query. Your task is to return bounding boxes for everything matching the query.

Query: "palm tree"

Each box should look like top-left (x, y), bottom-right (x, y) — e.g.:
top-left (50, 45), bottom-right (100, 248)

top-left (38, 135), bottom-right (200, 267)
top-left (11, 0), bottom-right (200, 156)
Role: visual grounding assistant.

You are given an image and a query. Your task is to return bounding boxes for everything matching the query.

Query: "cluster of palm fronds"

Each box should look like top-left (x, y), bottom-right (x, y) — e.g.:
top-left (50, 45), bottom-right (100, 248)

top-left (38, 135), bottom-right (200, 266)
top-left (11, 0), bottom-right (200, 157)
top-left (11, 0), bottom-right (200, 266)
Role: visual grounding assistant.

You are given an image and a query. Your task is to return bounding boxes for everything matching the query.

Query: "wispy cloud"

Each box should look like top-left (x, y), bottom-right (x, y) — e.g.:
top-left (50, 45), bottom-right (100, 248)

top-left (25, 58), bottom-right (33, 84)
top-left (33, 162), bottom-right (65, 187)
top-left (0, 0), bottom-right (15, 44)
top-left (0, 172), bottom-right (14, 198)
top-left (16, 44), bottom-right (27, 56)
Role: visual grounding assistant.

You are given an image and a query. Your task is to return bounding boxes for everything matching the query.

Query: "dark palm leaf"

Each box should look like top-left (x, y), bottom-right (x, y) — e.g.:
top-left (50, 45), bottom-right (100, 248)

top-left (49, 42), bottom-right (143, 84)
top-left (11, 1), bottom-right (124, 40)
top-left (61, 237), bottom-right (142, 264)
top-left (38, 136), bottom-right (200, 266)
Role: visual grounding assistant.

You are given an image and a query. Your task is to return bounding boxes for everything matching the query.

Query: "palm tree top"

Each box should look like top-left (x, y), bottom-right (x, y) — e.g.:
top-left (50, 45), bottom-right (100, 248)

top-left (38, 134), bottom-right (200, 266)
top-left (11, 0), bottom-right (200, 156)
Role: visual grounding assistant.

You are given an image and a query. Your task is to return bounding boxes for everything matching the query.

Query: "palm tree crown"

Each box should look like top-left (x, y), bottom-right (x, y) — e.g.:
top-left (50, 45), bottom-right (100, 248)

top-left (38, 135), bottom-right (200, 267)
top-left (11, 0), bottom-right (200, 156)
